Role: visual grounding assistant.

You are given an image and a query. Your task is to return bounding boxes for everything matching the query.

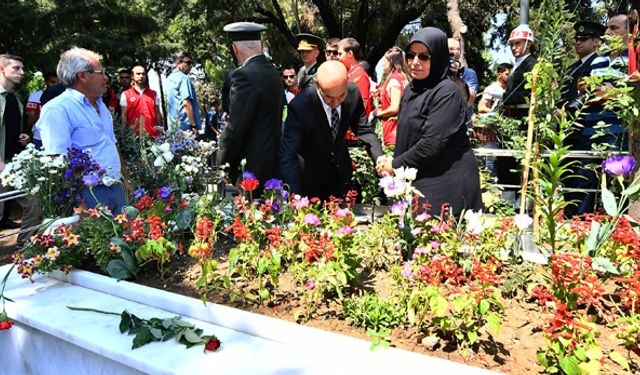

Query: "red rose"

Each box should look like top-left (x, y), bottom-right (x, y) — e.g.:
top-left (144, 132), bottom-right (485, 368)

top-left (204, 337), bottom-right (221, 352)
top-left (0, 320), bottom-right (14, 330)
top-left (239, 178), bottom-right (260, 192)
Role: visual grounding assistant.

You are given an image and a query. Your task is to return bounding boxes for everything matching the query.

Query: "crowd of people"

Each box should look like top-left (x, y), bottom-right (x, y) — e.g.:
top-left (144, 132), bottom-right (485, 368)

top-left (0, 10), bottom-right (635, 238)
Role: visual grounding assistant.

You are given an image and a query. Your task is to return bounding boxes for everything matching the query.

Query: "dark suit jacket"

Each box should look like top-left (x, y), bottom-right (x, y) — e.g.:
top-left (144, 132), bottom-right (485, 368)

top-left (503, 54), bottom-right (537, 106)
top-left (217, 55), bottom-right (285, 183)
top-left (279, 83), bottom-right (383, 199)
top-left (561, 53), bottom-right (599, 105)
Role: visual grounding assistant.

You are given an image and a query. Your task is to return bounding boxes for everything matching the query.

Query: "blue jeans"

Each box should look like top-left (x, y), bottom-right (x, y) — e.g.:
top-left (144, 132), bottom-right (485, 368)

top-left (82, 184), bottom-right (127, 215)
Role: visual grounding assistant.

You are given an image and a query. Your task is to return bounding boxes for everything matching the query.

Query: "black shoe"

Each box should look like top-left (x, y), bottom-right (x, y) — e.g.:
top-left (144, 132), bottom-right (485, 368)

top-left (0, 218), bottom-right (20, 229)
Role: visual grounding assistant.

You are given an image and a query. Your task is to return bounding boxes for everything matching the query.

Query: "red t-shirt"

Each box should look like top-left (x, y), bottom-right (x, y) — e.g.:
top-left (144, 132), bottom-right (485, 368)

top-left (122, 86), bottom-right (160, 137)
top-left (346, 64), bottom-right (371, 141)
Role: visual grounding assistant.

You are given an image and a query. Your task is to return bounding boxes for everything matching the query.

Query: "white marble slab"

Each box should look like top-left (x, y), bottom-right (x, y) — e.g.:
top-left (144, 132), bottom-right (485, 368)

top-left (0, 264), bottom-right (499, 374)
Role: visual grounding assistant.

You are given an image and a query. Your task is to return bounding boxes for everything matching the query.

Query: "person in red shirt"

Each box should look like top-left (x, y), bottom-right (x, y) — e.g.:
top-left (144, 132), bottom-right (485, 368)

top-left (337, 37), bottom-right (371, 119)
top-left (120, 65), bottom-right (163, 137)
top-left (375, 47), bottom-right (409, 146)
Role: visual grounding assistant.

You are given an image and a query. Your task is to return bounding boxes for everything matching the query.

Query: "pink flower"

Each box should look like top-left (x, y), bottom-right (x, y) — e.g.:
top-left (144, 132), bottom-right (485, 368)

top-left (293, 196), bottom-right (310, 209)
top-left (431, 225), bottom-right (441, 233)
top-left (415, 212), bottom-right (431, 222)
top-left (306, 280), bottom-right (316, 290)
top-left (430, 240), bottom-right (440, 249)
top-left (336, 225), bottom-right (352, 236)
top-left (401, 261), bottom-right (413, 278)
top-left (335, 208), bottom-right (351, 218)
top-left (304, 213), bottom-right (321, 226)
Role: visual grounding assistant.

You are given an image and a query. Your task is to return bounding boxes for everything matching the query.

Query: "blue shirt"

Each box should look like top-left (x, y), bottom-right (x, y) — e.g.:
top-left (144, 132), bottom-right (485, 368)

top-left (36, 88), bottom-right (121, 179)
top-left (167, 70), bottom-right (201, 131)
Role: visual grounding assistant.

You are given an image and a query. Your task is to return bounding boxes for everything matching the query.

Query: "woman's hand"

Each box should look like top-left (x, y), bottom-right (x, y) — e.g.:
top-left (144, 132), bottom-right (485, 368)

top-left (375, 155), bottom-right (394, 176)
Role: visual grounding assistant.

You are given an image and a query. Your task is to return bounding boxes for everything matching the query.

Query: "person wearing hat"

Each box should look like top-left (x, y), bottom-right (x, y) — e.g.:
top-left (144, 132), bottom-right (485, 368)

top-left (561, 21), bottom-right (605, 218)
top-left (561, 21), bottom-right (605, 112)
top-left (495, 24), bottom-right (538, 194)
top-left (217, 22), bottom-right (285, 186)
top-left (296, 33), bottom-right (324, 90)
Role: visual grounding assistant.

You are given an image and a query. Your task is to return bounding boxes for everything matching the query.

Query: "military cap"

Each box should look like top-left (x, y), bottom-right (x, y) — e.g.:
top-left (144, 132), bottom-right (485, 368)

top-left (296, 33), bottom-right (324, 51)
top-left (223, 22), bottom-right (267, 41)
top-left (574, 21), bottom-right (605, 38)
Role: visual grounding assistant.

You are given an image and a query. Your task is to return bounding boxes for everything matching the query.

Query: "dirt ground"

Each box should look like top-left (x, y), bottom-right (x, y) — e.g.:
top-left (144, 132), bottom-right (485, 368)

top-left (132, 251), bottom-right (640, 374)
top-left (0, 228), bottom-right (17, 266)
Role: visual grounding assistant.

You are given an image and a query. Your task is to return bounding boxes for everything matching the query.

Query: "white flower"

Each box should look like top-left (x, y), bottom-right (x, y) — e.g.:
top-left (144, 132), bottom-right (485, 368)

top-left (514, 214), bottom-right (533, 231)
top-left (102, 175), bottom-right (117, 186)
top-left (464, 210), bottom-right (485, 235)
top-left (394, 167), bottom-right (418, 182)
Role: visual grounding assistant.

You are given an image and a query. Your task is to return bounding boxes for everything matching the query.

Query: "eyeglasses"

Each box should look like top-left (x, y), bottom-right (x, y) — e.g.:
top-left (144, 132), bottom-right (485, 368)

top-left (325, 50), bottom-right (339, 56)
top-left (283, 75), bottom-right (296, 79)
top-left (88, 70), bottom-right (106, 75)
top-left (405, 52), bottom-right (431, 62)
top-left (182, 60), bottom-right (194, 65)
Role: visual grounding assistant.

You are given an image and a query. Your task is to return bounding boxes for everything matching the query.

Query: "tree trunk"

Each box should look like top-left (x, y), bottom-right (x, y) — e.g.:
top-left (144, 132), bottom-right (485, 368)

top-left (446, 0), bottom-right (468, 66)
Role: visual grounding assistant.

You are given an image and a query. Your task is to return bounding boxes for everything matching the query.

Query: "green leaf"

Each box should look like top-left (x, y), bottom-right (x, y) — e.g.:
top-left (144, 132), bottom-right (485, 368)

top-left (559, 356), bottom-right (581, 375)
top-left (150, 328), bottom-right (163, 339)
top-left (467, 330), bottom-right (478, 344)
top-left (479, 299), bottom-right (489, 315)
top-left (601, 185), bottom-right (618, 217)
top-left (258, 288), bottom-right (270, 300)
top-left (486, 312), bottom-right (501, 336)
top-left (174, 318), bottom-right (194, 328)
top-left (574, 347), bottom-right (586, 361)
top-left (121, 248), bottom-right (138, 275)
top-left (123, 206), bottom-right (140, 219)
top-left (621, 179), bottom-right (640, 196)
top-left (609, 351), bottom-right (629, 370)
top-left (593, 257), bottom-right (619, 275)
top-left (132, 327), bottom-right (152, 349)
top-left (175, 209), bottom-right (192, 230)
top-left (107, 260), bottom-right (135, 280)
top-left (119, 311), bottom-right (132, 333)
top-left (430, 294), bottom-right (448, 317)
top-left (584, 221), bottom-right (601, 255)
top-left (579, 359), bottom-right (601, 375)
top-left (182, 328), bottom-right (203, 344)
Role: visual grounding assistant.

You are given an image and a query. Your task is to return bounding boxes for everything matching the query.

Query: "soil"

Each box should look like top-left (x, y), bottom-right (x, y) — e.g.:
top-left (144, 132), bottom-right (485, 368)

top-left (129, 246), bottom-right (640, 375)
top-left (3, 231), bottom-right (639, 374)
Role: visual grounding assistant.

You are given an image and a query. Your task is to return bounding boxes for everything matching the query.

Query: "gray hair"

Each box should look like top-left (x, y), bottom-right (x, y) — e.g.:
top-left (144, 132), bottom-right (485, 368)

top-left (233, 40), bottom-right (262, 52)
top-left (57, 47), bottom-right (101, 87)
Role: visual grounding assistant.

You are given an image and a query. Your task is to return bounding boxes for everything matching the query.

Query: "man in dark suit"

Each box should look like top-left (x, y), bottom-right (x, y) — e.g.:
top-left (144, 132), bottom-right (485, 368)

top-left (279, 61), bottom-right (383, 200)
top-left (217, 22), bottom-right (285, 184)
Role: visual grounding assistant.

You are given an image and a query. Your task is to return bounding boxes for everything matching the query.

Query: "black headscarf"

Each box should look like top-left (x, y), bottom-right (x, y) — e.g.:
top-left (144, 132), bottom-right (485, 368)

top-left (406, 27), bottom-right (449, 89)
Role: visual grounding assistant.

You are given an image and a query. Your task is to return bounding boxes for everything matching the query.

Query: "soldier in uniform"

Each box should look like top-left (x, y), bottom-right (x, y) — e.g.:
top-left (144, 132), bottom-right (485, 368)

top-left (217, 22), bottom-right (285, 187)
top-left (296, 33), bottom-right (324, 90)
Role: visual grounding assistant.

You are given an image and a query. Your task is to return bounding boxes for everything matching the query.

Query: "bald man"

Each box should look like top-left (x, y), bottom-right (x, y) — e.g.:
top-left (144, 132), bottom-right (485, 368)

top-left (279, 61), bottom-right (383, 200)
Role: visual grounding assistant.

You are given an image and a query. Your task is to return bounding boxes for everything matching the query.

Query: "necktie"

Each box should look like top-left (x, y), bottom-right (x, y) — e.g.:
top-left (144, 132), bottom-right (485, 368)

top-left (330, 108), bottom-right (339, 141)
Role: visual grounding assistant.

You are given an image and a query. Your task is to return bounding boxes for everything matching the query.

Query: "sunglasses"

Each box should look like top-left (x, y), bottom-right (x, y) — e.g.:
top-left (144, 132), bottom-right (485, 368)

top-left (326, 50), bottom-right (339, 56)
top-left (283, 75), bottom-right (296, 79)
top-left (575, 36), bottom-right (594, 42)
top-left (405, 52), bottom-right (431, 62)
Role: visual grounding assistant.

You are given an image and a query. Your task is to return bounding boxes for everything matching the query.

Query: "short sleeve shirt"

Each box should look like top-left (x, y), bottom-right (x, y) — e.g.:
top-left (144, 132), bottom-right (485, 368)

top-left (167, 70), bottom-right (201, 130)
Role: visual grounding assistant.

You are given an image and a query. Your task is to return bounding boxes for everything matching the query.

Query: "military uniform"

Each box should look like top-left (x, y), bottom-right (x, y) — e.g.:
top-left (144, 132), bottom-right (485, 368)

top-left (295, 33), bottom-right (324, 90)
top-left (217, 22), bottom-right (286, 184)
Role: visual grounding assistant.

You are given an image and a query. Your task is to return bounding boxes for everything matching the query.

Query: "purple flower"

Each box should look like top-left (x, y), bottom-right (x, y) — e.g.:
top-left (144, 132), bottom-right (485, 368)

top-left (282, 190), bottom-right (289, 201)
top-left (264, 178), bottom-right (283, 190)
top-left (272, 200), bottom-right (280, 212)
top-left (304, 213), bottom-right (321, 226)
top-left (133, 188), bottom-right (145, 199)
top-left (243, 171), bottom-right (257, 180)
top-left (390, 200), bottom-right (408, 216)
top-left (159, 186), bottom-right (172, 201)
top-left (415, 212), bottom-right (431, 222)
top-left (401, 261), bottom-right (412, 278)
top-left (602, 156), bottom-right (636, 176)
top-left (82, 173), bottom-right (100, 187)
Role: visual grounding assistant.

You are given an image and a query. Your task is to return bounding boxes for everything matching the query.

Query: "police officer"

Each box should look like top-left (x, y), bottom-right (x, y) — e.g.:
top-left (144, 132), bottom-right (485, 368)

top-left (562, 21), bottom-right (605, 115)
top-left (296, 33), bottom-right (324, 90)
top-left (217, 22), bottom-right (285, 186)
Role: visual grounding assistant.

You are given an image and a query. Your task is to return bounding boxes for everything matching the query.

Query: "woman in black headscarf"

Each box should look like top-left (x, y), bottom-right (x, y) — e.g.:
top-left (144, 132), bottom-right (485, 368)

top-left (376, 27), bottom-right (482, 216)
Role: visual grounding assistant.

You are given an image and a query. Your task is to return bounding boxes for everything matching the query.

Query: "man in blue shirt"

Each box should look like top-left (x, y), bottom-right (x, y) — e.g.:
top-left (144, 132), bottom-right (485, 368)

top-left (36, 47), bottom-right (126, 214)
top-left (166, 52), bottom-right (201, 133)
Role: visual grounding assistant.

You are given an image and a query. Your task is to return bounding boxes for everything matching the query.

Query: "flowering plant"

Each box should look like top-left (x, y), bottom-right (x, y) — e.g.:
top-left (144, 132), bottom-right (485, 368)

top-left (0, 145), bottom-right (106, 218)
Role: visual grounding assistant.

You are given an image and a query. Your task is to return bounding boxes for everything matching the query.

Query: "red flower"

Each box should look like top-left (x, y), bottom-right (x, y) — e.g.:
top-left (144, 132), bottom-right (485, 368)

top-left (204, 337), bottom-right (221, 352)
top-left (239, 178), bottom-right (259, 192)
top-left (0, 320), bottom-right (14, 330)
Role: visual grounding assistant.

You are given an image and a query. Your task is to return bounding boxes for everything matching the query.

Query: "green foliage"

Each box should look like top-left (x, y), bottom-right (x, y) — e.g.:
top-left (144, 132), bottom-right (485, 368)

top-left (342, 292), bottom-right (405, 332)
top-left (349, 147), bottom-right (383, 205)
top-left (356, 215), bottom-right (403, 270)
